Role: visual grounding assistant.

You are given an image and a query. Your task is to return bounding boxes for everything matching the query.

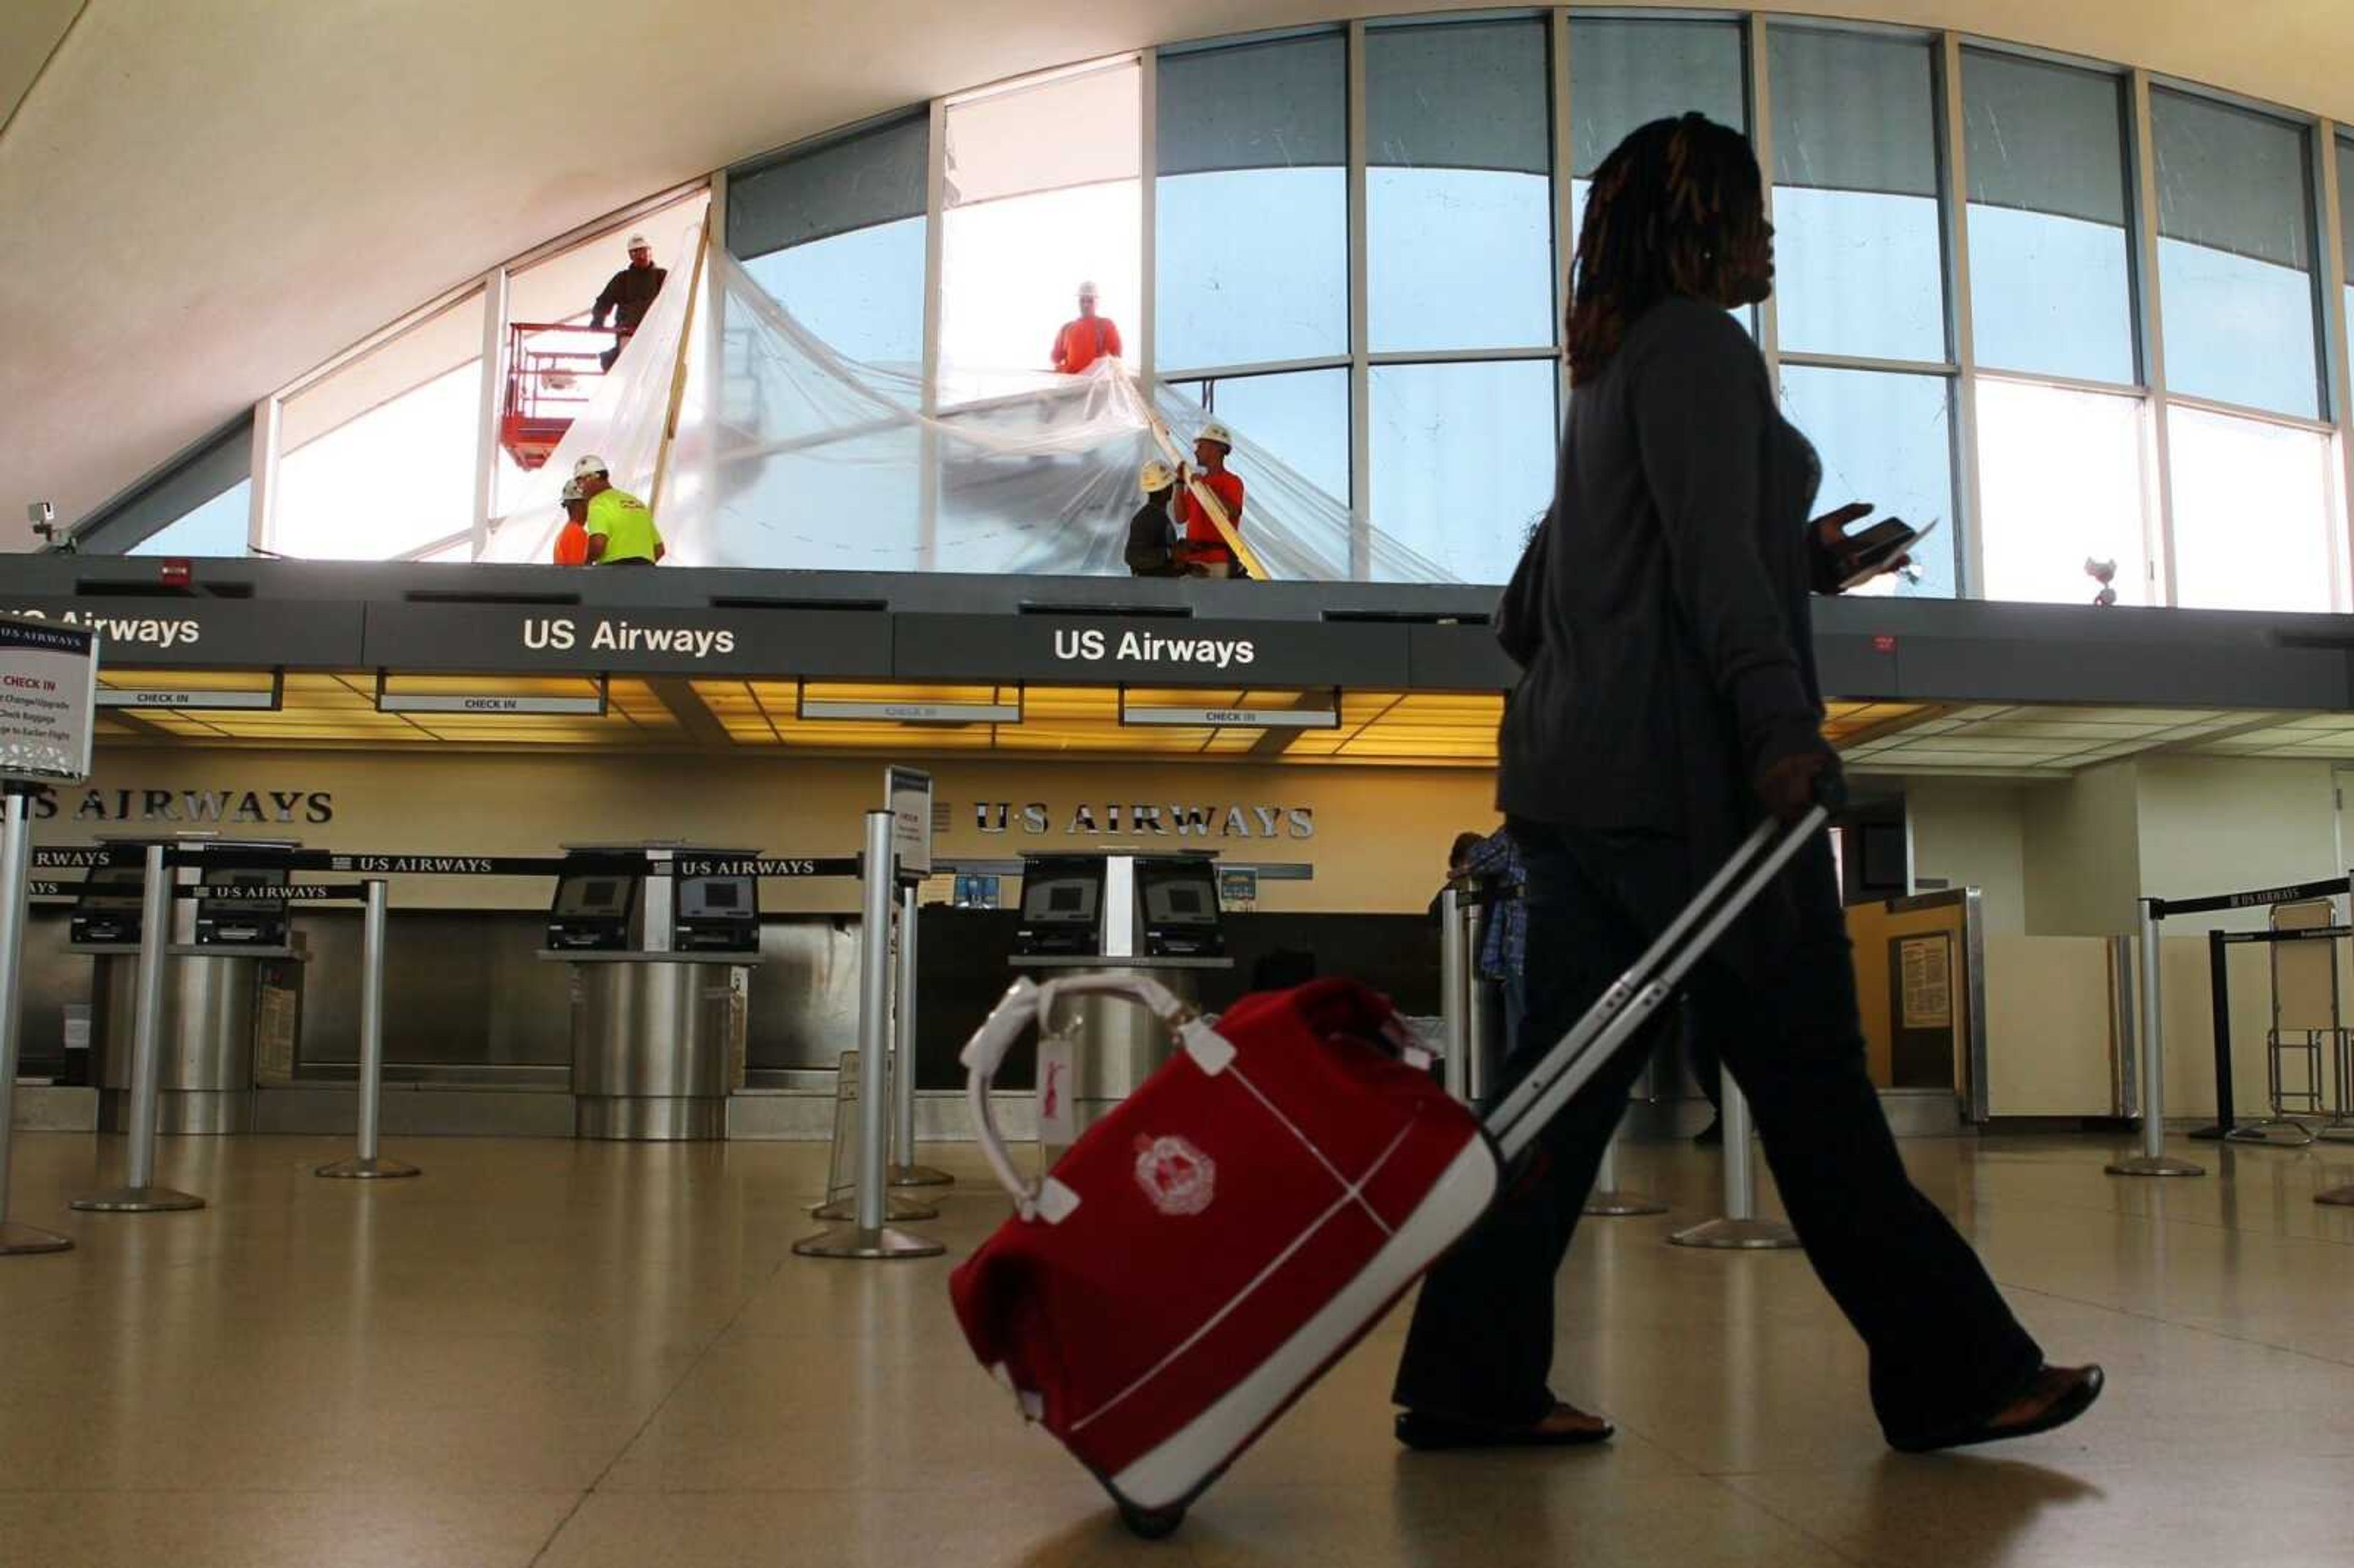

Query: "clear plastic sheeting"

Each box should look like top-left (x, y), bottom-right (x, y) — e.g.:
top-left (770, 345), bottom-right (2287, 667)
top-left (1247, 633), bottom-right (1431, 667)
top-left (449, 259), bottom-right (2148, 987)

top-left (486, 240), bottom-right (1450, 581)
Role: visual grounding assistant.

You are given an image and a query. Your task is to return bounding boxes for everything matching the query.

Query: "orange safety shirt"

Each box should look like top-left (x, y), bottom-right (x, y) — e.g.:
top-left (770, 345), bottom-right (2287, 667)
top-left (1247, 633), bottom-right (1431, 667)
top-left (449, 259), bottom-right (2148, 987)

top-left (1053, 315), bottom-right (1124, 374)
top-left (1176, 468), bottom-right (1247, 560)
top-left (554, 520), bottom-right (590, 566)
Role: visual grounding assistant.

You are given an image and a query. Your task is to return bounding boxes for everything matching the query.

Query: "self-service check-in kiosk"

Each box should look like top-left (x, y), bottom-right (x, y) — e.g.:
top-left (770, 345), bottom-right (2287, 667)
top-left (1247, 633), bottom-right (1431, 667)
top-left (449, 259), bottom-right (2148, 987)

top-left (541, 845), bottom-right (758, 1140)
top-left (1011, 852), bottom-right (1232, 1148)
top-left (70, 835), bottom-right (308, 1135)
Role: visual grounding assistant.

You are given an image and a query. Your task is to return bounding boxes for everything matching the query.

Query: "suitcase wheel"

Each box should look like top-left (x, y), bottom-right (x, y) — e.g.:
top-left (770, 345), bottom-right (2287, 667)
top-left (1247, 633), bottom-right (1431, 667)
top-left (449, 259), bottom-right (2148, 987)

top-left (1117, 1501), bottom-right (1186, 1540)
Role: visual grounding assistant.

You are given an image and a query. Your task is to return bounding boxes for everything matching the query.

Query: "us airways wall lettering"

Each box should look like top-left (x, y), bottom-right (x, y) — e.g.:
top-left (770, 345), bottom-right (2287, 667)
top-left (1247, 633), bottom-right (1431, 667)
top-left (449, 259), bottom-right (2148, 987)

top-left (972, 802), bottom-right (1312, 840)
top-left (1052, 628), bottom-right (1256, 671)
top-left (17, 785), bottom-right (333, 825)
top-left (522, 617), bottom-right (737, 658)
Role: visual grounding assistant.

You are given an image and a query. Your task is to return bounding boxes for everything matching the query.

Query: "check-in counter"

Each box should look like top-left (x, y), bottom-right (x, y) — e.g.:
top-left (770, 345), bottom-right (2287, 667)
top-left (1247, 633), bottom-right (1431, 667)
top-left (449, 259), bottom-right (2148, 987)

top-left (75, 836), bottom-right (308, 1135)
top-left (539, 845), bottom-right (759, 1140)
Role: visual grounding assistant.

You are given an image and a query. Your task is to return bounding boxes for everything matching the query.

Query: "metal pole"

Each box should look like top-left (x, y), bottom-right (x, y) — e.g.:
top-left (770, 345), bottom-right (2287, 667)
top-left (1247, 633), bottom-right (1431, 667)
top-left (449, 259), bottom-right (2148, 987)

top-left (0, 791), bottom-right (72, 1254)
top-left (889, 880), bottom-right (950, 1187)
top-left (74, 843), bottom-right (202, 1212)
top-left (319, 880), bottom-right (417, 1179)
top-left (2191, 927), bottom-right (2237, 1140)
top-left (2109, 899), bottom-right (2204, 1176)
top-left (796, 813), bottom-right (942, 1260)
top-left (1583, 1127), bottom-right (1668, 1219)
top-left (1440, 886), bottom-right (1469, 1103)
top-left (1668, 1070), bottom-right (1799, 1249)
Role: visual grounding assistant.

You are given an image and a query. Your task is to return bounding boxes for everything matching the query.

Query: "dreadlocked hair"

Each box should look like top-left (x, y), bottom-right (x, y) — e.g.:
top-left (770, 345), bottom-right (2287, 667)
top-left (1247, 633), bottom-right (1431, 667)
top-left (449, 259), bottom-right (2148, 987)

top-left (1565, 113), bottom-right (1770, 387)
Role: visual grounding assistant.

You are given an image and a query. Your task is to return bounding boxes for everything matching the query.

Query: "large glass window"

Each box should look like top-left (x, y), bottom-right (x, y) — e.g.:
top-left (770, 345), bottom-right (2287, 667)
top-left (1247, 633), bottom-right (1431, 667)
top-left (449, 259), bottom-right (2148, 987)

top-left (1962, 53), bottom-right (2136, 385)
top-left (1976, 379), bottom-right (2149, 605)
top-left (2152, 90), bottom-right (2322, 419)
top-left (733, 115), bottom-right (928, 370)
top-left (1569, 17), bottom-right (1746, 259)
top-left (1769, 27), bottom-right (1946, 363)
top-left (1778, 365), bottom-right (1956, 598)
top-left (129, 481), bottom-right (251, 558)
top-left (1171, 369), bottom-right (1349, 504)
top-left (1366, 19), bottom-right (1555, 353)
top-left (1156, 34), bottom-right (1346, 371)
top-left (275, 289), bottom-right (484, 560)
top-left (1369, 360), bottom-right (1555, 584)
top-left (2168, 405), bottom-right (2336, 611)
top-left (2338, 134), bottom-right (2354, 400)
top-left (940, 61), bottom-right (1141, 391)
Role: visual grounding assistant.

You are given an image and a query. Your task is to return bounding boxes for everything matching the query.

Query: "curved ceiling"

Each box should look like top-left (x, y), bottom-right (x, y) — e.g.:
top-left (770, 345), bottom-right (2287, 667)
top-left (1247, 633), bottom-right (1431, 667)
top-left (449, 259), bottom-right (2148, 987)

top-left (6, 0), bottom-right (2353, 550)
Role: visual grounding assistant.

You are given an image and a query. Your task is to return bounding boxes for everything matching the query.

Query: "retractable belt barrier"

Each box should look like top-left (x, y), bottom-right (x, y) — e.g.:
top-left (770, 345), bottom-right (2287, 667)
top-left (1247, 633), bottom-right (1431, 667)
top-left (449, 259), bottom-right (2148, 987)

top-left (32, 845), bottom-right (863, 878)
top-left (2110, 871), bottom-right (2354, 1189)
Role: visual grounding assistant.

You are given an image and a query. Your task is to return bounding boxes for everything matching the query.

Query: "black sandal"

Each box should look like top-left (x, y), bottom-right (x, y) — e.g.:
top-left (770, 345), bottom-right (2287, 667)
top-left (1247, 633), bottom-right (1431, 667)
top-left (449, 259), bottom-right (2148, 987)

top-left (1396, 1403), bottom-right (1615, 1452)
top-left (1890, 1364), bottom-right (2105, 1455)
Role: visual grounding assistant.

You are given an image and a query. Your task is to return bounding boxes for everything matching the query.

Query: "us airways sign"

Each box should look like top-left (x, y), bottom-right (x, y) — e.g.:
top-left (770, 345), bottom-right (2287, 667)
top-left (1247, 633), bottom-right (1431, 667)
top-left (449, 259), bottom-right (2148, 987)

top-left (972, 802), bottom-right (1314, 840)
top-left (360, 604), bottom-right (889, 677)
top-left (6, 598), bottom-right (364, 668)
top-left (896, 614), bottom-right (1409, 689)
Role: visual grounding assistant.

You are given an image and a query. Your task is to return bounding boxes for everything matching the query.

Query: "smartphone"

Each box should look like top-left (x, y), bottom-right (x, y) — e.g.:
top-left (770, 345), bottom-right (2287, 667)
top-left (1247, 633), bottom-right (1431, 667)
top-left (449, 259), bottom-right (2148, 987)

top-left (1838, 517), bottom-right (1938, 591)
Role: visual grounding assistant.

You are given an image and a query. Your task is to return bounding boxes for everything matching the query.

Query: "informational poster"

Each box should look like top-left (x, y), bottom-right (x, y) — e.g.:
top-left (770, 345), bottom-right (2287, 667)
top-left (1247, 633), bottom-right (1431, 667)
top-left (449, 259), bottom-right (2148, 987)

top-left (253, 983), bottom-right (299, 1083)
top-left (1899, 934), bottom-right (1954, 1030)
top-left (0, 614), bottom-right (97, 783)
top-left (885, 765), bottom-right (934, 877)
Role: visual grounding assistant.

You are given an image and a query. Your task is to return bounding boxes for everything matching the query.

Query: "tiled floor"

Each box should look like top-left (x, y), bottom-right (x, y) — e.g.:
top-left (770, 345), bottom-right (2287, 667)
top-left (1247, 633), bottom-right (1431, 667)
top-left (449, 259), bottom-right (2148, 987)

top-left (5, 1126), bottom-right (2354, 1566)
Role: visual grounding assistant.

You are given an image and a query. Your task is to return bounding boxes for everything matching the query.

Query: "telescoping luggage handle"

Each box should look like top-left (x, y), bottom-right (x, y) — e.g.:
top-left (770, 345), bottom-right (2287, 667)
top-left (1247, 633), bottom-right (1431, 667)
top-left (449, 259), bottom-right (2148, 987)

top-left (1485, 802), bottom-right (1831, 1165)
top-left (960, 973), bottom-right (1218, 1223)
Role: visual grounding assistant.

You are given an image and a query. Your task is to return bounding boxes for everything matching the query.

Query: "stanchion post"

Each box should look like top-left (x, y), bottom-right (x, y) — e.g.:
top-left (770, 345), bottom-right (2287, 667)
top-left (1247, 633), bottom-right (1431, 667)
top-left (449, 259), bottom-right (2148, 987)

top-left (2190, 928), bottom-right (2237, 1141)
top-left (1668, 1070), bottom-right (1799, 1249)
top-left (0, 788), bottom-right (73, 1254)
top-left (1583, 1127), bottom-right (1668, 1218)
top-left (2108, 897), bottom-right (2204, 1177)
top-left (796, 813), bottom-right (943, 1260)
top-left (318, 879), bottom-right (418, 1180)
top-left (1440, 885), bottom-right (1469, 1103)
top-left (73, 842), bottom-right (203, 1213)
top-left (888, 878), bottom-right (951, 1189)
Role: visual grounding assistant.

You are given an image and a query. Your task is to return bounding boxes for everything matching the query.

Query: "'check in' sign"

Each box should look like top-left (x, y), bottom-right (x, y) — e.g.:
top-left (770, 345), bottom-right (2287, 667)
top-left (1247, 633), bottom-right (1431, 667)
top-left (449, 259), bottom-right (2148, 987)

top-left (0, 614), bottom-right (97, 785)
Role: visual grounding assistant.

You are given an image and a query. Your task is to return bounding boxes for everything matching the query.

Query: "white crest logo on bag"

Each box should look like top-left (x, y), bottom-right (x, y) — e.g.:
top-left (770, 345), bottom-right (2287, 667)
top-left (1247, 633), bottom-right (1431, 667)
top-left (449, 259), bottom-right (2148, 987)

top-left (1133, 1135), bottom-right (1217, 1216)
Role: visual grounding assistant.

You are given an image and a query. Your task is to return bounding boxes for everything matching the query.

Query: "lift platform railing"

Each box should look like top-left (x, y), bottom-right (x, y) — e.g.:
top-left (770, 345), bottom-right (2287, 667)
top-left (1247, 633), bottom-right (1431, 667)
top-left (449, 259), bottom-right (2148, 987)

top-left (501, 320), bottom-right (625, 470)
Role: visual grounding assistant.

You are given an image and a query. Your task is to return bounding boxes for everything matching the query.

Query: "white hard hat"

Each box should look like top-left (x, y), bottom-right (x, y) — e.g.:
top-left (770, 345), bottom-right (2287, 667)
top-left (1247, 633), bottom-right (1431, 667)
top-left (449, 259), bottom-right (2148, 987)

top-left (1139, 459), bottom-right (1175, 495)
top-left (627, 232), bottom-right (650, 250)
top-left (560, 478), bottom-right (585, 503)
top-left (573, 455), bottom-right (609, 479)
top-left (1197, 421), bottom-right (1235, 449)
top-left (1078, 280), bottom-right (1100, 299)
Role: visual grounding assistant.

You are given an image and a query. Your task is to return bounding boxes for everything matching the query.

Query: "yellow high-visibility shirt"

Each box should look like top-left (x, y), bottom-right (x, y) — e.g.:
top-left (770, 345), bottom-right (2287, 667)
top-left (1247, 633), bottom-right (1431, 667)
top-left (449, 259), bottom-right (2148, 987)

top-left (585, 488), bottom-right (661, 565)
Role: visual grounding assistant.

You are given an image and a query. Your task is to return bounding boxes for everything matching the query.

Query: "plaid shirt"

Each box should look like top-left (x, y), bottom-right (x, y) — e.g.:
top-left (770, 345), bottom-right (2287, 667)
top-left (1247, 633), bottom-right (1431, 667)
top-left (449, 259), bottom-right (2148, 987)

top-left (1464, 828), bottom-right (1526, 983)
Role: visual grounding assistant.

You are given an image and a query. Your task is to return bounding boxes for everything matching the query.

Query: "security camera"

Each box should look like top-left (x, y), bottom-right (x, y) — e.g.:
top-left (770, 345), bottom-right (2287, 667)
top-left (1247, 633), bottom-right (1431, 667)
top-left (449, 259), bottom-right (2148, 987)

top-left (26, 501), bottom-right (53, 527)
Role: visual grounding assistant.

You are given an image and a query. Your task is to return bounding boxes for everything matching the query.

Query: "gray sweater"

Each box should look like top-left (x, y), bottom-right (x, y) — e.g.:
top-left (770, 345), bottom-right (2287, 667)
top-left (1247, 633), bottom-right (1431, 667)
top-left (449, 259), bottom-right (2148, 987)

top-left (1495, 297), bottom-right (1835, 858)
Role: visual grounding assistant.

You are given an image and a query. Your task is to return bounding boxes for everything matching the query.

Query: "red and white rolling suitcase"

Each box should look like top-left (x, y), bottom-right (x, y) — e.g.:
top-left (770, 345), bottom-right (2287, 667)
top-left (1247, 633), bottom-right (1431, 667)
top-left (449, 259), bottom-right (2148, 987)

top-left (948, 811), bottom-right (1824, 1538)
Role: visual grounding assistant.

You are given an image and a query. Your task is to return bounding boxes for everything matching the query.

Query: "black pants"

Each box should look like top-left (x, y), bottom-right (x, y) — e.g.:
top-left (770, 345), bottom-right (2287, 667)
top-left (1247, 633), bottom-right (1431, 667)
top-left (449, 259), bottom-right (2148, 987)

top-left (1393, 820), bottom-right (2041, 1447)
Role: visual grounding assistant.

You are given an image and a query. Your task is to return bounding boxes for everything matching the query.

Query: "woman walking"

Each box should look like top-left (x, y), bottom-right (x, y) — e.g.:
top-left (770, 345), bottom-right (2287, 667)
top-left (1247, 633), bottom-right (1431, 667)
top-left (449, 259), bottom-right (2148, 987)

top-left (1390, 113), bottom-right (2101, 1456)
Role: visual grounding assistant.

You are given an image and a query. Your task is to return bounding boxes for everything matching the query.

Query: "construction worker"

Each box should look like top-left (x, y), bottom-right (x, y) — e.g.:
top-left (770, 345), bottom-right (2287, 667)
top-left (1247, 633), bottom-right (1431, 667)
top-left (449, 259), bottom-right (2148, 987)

top-left (1050, 281), bottom-right (1122, 374)
top-left (553, 478), bottom-right (591, 566)
top-left (573, 455), bottom-right (665, 566)
top-left (591, 232), bottom-right (666, 372)
top-left (1126, 460), bottom-right (1182, 577)
top-left (1174, 421), bottom-right (1247, 578)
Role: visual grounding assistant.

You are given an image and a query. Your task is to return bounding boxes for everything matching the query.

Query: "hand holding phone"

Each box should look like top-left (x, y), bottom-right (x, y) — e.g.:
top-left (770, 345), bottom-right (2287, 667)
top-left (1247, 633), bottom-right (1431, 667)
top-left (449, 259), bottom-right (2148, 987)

top-left (1835, 516), bottom-right (1938, 591)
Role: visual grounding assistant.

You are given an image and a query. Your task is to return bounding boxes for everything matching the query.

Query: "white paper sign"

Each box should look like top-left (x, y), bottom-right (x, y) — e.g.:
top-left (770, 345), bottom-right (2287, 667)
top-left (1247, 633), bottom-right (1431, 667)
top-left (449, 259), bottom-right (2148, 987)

top-left (886, 765), bottom-right (934, 877)
top-left (0, 615), bottom-right (97, 783)
top-left (1035, 1033), bottom-right (1076, 1148)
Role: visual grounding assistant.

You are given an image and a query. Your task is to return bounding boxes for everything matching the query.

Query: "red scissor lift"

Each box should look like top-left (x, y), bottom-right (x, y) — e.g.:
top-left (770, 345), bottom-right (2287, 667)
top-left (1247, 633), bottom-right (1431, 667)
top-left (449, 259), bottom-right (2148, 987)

top-left (498, 322), bottom-right (623, 470)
